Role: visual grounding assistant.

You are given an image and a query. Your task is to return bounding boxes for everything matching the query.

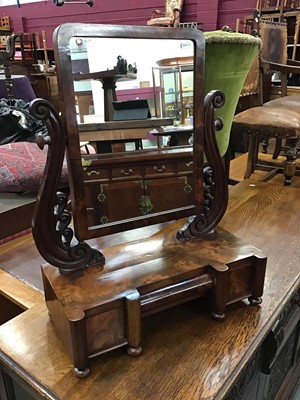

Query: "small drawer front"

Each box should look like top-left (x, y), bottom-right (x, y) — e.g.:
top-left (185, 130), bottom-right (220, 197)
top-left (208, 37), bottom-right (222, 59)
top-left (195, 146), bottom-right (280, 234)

top-left (83, 167), bottom-right (110, 181)
top-left (178, 160), bottom-right (194, 173)
top-left (112, 166), bottom-right (142, 179)
top-left (144, 162), bottom-right (175, 177)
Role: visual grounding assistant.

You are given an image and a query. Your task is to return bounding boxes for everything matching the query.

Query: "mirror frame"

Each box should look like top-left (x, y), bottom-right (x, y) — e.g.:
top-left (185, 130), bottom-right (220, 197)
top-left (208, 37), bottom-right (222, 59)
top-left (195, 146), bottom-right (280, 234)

top-left (31, 23), bottom-right (230, 272)
top-left (54, 23), bottom-right (205, 240)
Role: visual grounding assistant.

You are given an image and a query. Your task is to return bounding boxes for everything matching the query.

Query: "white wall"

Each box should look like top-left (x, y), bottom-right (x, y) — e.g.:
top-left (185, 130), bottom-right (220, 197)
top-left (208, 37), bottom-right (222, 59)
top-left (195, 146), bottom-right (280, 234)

top-left (87, 37), bottom-right (193, 120)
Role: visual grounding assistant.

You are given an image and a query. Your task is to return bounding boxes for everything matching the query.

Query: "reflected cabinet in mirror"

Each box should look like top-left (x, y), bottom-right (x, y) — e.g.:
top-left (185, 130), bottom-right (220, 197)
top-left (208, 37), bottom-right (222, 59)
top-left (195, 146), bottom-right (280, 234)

top-left (31, 23), bottom-right (229, 272)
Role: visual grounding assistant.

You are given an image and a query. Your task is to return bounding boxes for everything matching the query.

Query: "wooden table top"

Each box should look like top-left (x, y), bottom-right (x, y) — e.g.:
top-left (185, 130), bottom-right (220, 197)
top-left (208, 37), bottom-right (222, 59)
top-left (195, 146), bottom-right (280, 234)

top-left (78, 118), bottom-right (174, 142)
top-left (0, 180), bottom-right (300, 399)
top-left (0, 192), bottom-right (36, 241)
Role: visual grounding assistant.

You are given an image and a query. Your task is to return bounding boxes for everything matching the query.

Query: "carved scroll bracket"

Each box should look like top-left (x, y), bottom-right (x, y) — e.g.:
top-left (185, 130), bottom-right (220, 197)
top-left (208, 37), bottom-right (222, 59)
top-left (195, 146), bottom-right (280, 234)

top-left (177, 90), bottom-right (228, 240)
top-left (30, 98), bottom-right (105, 273)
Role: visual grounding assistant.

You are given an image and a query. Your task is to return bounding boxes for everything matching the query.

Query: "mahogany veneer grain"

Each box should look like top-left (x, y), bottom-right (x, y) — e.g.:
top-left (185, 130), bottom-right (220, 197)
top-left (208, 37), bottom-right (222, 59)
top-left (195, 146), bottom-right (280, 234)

top-left (0, 180), bottom-right (299, 399)
top-left (42, 224), bottom-right (266, 375)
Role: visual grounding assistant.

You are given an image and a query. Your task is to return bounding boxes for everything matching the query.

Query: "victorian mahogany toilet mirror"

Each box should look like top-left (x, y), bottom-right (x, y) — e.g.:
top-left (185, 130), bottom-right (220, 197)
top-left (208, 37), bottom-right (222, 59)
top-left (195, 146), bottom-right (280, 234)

top-left (30, 25), bottom-right (267, 377)
top-left (31, 24), bottom-right (228, 272)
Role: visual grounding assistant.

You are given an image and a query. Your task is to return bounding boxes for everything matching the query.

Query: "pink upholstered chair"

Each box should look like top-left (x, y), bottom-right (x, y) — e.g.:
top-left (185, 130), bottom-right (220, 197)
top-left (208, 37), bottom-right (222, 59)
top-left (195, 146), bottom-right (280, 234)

top-left (147, 0), bottom-right (184, 28)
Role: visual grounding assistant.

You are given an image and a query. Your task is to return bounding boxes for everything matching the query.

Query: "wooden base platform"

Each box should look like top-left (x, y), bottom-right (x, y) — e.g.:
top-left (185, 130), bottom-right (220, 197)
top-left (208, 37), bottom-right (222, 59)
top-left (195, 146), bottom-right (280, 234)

top-left (0, 180), bottom-right (299, 400)
top-left (43, 225), bottom-right (266, 376)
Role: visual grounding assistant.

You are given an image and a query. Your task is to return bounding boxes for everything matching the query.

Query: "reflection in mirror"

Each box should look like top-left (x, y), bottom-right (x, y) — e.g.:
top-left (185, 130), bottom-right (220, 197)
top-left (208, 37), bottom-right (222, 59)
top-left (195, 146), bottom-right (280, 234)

top-left (69, 37), bottom-right (196, 230)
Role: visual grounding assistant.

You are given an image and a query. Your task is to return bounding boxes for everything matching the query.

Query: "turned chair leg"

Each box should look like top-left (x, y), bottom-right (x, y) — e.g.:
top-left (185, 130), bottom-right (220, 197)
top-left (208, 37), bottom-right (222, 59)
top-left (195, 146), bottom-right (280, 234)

top-left (261, 137), bottom-right (269, 154)
top-left (272, 138), bottom-right (282, 159)
top-left (245, 133), bottom-right (259, 179)
top-left (283, 138), bottom-right (298, 186)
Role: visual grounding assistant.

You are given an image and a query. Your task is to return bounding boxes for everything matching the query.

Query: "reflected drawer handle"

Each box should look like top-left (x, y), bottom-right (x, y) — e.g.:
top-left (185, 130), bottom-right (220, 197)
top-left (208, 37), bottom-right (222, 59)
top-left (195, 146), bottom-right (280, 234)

top-left (186, 161), bottom-right (193, 167)
top-left (121, 168), bottom-right (133, 176)
top-left (87, 170), bottom-right (100, 176)
top-left (153, 165), bottom-right (166, 172)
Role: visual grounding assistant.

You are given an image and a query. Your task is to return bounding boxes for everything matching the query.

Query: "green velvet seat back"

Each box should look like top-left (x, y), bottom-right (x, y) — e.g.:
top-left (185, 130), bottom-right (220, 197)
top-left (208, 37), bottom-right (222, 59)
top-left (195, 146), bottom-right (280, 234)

top-left (203, 31), bottom-right (261, 158)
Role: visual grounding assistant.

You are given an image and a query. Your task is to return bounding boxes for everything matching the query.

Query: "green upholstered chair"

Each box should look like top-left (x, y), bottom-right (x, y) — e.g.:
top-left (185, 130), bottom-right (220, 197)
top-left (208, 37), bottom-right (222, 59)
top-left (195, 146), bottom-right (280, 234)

top-left (203, 30), bottom-right (262, 162)
top-left (181, 30), bottom-right (261, 239)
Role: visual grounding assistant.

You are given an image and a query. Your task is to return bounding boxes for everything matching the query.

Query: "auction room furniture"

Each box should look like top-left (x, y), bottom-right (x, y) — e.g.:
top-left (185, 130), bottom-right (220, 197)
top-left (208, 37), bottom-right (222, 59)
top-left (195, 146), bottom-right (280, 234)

top-left (152, 56), bottom-right (193, 124)
top-left (0, 32), bottom-right (37, 79)
top-left (78, 115), bottom-right (173, 153)
top-left (232, 18), bottom-right (300, 185)
top-left (26, 23), bottom-right (264, 377)
top-left (0, 179), bottom-right (299, 399)
top-left (0, 75), bottom-right (36, 102)
top-left (203, 30), bottom-right (262, 161)
top-left (0, 37), bottom-right (60, 243)
top-left (30, 72), bottom-right (60, 112)
top-left (74, 69), bottom-right (173, 152)
top-left (147, 0), bottom-right (184, 27)
top-left (153, 29), bottom-right (262, 168)
top-left (244, 3), bottom-right (300, 63)
top-left (0, 269), bottom-right (43, 325)
top-left (73, 69), bottom-right (137, 122)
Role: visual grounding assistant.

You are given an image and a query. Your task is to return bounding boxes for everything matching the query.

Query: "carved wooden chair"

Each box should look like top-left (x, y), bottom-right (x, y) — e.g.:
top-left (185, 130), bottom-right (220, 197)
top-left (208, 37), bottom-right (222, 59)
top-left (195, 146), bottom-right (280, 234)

top-left (254, 0), bottom-right (300, 60)
top-left (232, 18), bottom-right (300, 185)
top-left (147, 0), bottom-right (184, 28)
top-left (256, 0), bottom-right (284, 13)
top-left (255, 0), bottom-right (300, 12)
top-left (283, 0), bottom-right (300, 10)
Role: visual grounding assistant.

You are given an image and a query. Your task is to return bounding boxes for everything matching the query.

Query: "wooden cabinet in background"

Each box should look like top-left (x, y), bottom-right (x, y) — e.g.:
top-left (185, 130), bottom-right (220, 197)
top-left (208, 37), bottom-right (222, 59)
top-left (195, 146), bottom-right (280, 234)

top-left (30, 72), bottom-right (60, 112)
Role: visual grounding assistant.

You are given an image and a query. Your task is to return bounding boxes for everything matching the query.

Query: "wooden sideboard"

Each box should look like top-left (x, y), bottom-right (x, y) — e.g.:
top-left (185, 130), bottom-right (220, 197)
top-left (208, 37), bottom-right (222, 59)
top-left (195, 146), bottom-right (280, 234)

top-left (0, 180), bottom-right (299, 400)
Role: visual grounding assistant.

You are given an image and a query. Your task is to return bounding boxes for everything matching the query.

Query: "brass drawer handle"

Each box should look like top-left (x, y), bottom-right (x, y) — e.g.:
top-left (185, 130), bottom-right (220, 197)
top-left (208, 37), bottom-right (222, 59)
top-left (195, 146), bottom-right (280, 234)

top-left (121, 168), bottom-right (133, 176)
top-left (153, 165), bottom-right (166, 172)
top-left (87, 170), bottom-right (100, 176)
top-left (186, 161), bottom-right (193, 167)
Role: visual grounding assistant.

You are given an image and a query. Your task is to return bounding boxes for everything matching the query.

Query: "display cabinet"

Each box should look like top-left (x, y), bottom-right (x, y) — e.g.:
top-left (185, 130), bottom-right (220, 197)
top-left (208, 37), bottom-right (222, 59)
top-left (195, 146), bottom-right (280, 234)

top-left (153, 56), bottom-right (193, 124)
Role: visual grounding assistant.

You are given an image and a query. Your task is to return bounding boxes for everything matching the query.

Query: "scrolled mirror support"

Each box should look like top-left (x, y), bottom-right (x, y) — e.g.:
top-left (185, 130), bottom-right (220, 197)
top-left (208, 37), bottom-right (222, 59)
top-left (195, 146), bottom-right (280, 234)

top-left (177, 90), bottom-right (228, 240)
top-left (30, 98), bottom-right (105, 272)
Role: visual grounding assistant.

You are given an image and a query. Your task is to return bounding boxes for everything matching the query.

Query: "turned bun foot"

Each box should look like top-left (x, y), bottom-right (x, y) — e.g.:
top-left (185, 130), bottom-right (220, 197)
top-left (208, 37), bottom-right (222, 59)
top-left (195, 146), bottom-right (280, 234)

top-left (127, 346), bottom-right (142, 357)
top-left (284, 178), bottom-right (292, 186)
top-left (249, 296), bottom-right (262, 306)
top-left (211, 311), bottom-right (225, 321)
top-left (73, 367), bottom-right (90, 378)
